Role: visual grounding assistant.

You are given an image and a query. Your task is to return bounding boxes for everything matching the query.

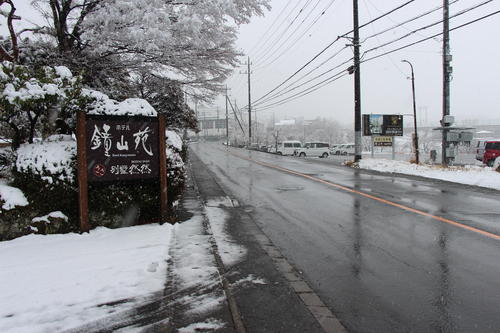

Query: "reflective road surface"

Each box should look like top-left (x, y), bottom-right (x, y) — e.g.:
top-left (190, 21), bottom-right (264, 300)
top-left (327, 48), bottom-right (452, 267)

top-left (190, 143), bottom-right (500, 333)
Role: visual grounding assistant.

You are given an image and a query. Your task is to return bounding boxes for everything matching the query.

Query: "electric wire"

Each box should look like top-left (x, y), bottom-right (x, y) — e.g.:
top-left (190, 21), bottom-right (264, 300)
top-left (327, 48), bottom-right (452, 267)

top-left (255, 71), bottom-right (350, 112)
top-left (253, 0), bottom-right (315, 64)
top-left (255, 8), bottom-right (500, 112)
top-left (250, 0), bottom-right (304, 61)
top-left (253, 50), bottom-right (352, 107)
top-left (250, 0), bottom-right (417, 108)
top-left (363, 0), bottom-right (494, 56)
top-left (362, 0), bottom-right (460, 42)
top-left (254, 46), bottom-right (349, 106)
top-left (247, 1), bottom-right (295, 57)
top-left (362, 9), bottom-right (500, 64)
top-left (255, 0), bottom-right (338, 70)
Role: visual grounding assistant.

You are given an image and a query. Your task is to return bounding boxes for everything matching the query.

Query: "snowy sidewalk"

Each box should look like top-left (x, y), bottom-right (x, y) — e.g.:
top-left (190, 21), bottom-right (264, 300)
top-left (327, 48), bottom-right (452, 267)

top-left (358, 158), bottom-right (500, 191)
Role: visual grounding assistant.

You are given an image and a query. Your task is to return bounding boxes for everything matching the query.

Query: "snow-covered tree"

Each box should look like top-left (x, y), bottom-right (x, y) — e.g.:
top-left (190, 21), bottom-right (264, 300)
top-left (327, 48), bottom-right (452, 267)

top-left (0, 62), bottom-right (86, 148)
top-left (31, 0), bottom-right (270, 99)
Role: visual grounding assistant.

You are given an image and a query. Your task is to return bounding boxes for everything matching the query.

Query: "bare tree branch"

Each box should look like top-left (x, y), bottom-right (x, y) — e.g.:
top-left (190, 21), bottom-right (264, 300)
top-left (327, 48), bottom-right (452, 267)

top-left (0, 0), bottom-right (20, 62)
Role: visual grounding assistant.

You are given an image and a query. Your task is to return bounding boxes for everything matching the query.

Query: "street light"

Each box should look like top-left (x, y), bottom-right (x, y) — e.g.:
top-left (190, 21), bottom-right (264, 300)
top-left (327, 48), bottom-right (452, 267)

top-left (401, 60), bottom-right (419, 164)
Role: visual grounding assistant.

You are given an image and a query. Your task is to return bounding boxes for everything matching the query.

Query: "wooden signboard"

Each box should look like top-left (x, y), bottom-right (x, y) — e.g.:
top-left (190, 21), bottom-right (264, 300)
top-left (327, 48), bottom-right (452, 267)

top-left (77, 112), bottom-right (168, 232)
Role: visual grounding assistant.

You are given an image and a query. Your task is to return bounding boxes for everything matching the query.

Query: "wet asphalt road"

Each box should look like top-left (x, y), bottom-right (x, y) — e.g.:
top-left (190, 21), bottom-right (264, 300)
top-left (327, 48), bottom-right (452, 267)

top-left (190, 142), bottom-right (500, 333)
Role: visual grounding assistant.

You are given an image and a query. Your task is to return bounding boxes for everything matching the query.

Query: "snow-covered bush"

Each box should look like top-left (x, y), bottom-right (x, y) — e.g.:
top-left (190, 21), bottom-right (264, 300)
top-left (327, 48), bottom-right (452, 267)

top-left (166, 130), bottom-right (186, 200)
top-left (0, 62), bottom-right (87, 149)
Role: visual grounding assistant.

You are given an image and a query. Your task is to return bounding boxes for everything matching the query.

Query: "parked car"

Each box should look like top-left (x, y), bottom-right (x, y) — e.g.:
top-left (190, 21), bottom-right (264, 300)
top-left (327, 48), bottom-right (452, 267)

top-left (248, 143), bottom-right (260, 151)
top-left (338, 143), bottom-right (355, 155)
top-left (276, 140), bottom-right (302, 155)
top-left (296, 142), bottom-right (330, 158)
top-left (475, 139), bottom-right (488, 161)
top-left (483, 140), bottom-right (500, 166)
top-left (330, 144), bottom-right (342, 155)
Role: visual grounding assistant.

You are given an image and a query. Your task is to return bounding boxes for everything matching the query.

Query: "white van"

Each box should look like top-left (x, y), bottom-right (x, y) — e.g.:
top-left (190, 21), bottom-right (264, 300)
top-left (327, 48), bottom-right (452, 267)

top-left (296, 142), bottom-right (330, 158)
top-left (277, 140), bottom-right (302, 155)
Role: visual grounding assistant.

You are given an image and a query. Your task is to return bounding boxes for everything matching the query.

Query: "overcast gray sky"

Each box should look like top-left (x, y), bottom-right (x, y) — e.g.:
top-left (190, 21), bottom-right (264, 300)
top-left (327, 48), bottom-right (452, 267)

top-left (214, 0), bottom-right (500, 128)
top-left (11, 0), bottom-right (500, 128)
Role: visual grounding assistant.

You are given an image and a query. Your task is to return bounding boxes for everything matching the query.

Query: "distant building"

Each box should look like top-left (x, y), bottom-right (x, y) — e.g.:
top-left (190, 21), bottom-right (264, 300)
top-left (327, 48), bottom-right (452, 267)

top-left (198, 117), bottom-right (227, 139)
top-left (275, 119), bottom-right (296, 126)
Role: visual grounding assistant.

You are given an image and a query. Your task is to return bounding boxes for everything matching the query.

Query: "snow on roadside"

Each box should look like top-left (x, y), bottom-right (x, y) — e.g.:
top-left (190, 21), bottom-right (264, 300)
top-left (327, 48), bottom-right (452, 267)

top-left (0, 224), bottom-right (172, 333)
top-left (172, 215), bottom-right (219, 290)
top-left (358, 158), bottom-right (500, 190)
top-left (206, 197), bottom-right (247, 267)
top-left (171, 214), bottom-right (226, 317)
top-left (170, 196), bottom-right (247, 319)
top-left (0, 180), bottom-right (28, 210)
top-left (178, 318), bottom-right (226, 333)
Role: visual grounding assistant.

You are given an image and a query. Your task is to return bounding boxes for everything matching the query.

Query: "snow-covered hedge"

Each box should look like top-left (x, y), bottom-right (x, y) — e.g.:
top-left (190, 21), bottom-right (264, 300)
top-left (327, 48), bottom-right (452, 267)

top-left (16, 135), bottom-right (76, 185)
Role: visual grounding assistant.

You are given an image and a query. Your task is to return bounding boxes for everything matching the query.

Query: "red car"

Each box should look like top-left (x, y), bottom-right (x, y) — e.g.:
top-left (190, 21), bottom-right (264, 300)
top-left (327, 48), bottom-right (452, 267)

top-left (483, 140), bottom-right (500, 167)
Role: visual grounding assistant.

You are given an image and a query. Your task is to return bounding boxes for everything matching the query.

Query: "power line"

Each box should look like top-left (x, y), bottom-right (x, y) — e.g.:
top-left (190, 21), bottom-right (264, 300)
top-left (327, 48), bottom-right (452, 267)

top-left (363, 0), bottom-right (494, 57)
top-left (254, 46), bottom-right (349, 106)
top-left (247, 1), bottom-right (295, 56)
top-left (250, 0), bottom-right (417, 107)
top-left (362, 9), bottom-right (500, 64)
top-left (255, 0), bottom-right (337, 69)
top-left (242, 7), bottom-right (500, 115)
top-left (253, 0), bottom-right (315, 64)
top-left (363, 0), bottom-right (458, 42)
top-left (255, 71), bottom-right (350, 112)
top-left (254, 52), bottom-right (352, 107)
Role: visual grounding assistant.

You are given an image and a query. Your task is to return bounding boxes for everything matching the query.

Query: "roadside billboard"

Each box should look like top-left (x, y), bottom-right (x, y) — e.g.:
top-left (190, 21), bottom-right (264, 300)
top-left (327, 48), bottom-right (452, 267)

top-left (363, 114), bottom-right (403, 136)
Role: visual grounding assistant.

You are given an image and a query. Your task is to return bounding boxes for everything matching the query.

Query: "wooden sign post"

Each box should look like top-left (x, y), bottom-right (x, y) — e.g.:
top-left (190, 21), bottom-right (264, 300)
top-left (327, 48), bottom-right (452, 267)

top-left (158, 114), bottom-right (168, 222)
top-left (76, 111), bottom-right (90, 232)
top-left (76, 112), bottom-right (169, 232)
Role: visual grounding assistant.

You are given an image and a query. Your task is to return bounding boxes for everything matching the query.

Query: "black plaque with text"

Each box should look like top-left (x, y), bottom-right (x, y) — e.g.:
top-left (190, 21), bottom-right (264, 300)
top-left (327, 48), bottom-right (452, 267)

top-left (86, 116), bottom-right (160, 182)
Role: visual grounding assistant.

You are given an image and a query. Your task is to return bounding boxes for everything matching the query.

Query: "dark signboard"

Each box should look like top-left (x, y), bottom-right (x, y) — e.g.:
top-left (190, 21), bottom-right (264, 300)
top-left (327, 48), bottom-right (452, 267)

top-left (363, 114), bottom-right (403, 136)
top-left (86, 116), bottom-right (159, 182)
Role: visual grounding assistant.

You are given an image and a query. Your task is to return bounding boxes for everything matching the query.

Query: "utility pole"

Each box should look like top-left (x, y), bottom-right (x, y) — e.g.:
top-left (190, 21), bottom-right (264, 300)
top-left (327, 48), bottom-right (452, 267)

top-left (217, 106), bottom-right (220, 137)
top-left (225, 85), bottom-right (230, 146)
top-left (195, 99), bottom-right (199, 140)
top-left (442, 0), bottom-right (452, 166)
top-left (353, 0), bottom-right (362, 162)
top-left (247, 57), bottom-right (252, 144)
top-left (402, 60), bottom-right (419, 164)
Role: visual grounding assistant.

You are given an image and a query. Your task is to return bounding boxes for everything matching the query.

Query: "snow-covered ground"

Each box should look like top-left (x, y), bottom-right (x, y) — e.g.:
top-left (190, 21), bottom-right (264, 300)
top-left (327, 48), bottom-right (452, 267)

top-left (358, 158), bottom-right (500, 190)
top-left (0, 224), bottom-right (172, 333)
top-left (0, 195), bottom-right (254, 332)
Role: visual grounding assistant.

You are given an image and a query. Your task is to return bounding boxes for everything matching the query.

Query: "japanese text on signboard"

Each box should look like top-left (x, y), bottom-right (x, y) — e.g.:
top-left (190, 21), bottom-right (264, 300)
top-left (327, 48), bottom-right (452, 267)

top-left (86, 116), bottom-right (159, 182)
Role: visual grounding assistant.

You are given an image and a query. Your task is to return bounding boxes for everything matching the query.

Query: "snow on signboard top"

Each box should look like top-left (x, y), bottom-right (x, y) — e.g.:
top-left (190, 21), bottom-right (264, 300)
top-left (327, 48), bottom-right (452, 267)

top-left (359, 158), bottom-right (500, 190)
top-left (83, 88), bottom-right (157, 117)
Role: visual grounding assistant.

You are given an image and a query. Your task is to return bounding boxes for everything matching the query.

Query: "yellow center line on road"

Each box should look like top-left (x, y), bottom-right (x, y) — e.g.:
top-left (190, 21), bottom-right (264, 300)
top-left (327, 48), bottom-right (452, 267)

top-left (226, 149), bottom-right (500, 241)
